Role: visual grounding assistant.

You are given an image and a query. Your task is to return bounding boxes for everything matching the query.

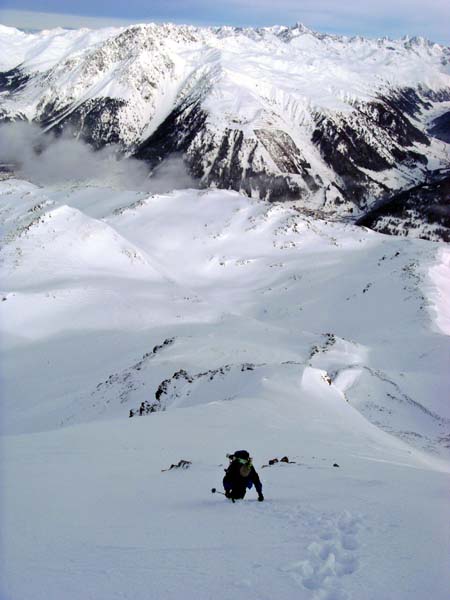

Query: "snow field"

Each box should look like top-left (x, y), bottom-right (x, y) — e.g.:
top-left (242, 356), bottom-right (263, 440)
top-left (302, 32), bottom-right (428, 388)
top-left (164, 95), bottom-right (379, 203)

top-left (1, 388), bottom-right (449, 600)
top-left (0, 178), bottom-right (449, 599)
top-left (428, 246), bottom-right (450, 335)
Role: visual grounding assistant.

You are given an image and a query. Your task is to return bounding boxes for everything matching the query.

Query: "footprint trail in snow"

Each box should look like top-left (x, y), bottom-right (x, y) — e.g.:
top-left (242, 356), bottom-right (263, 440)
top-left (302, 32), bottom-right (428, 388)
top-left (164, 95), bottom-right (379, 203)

top-left (280, 509), bottom-right (363, 599)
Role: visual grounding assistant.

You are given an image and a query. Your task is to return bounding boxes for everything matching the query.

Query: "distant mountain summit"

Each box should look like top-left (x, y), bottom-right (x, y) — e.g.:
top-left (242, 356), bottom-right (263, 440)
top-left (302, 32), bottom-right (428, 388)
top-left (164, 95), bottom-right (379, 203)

top-left (1, 22), bottom-right (449, 239)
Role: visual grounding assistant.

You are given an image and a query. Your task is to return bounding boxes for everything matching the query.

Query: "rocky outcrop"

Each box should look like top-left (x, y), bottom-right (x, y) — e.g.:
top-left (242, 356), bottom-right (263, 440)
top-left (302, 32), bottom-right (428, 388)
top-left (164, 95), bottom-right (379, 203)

top-left (429, 111), bottom-right (450, 143)
top-left (311, 92), bottom-right (430, 208)
top-left (356, 169), bottom-right (450, 241)
top-left (38, 97), bottom-right (129, 148)
top-left (0, 67), bottom-right (30, 93)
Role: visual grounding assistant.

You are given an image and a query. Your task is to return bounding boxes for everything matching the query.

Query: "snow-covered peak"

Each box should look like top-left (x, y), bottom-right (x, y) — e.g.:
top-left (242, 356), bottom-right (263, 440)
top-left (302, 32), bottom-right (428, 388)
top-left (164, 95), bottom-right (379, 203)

top-left (1, 22), bottom-right (448, 115)
top-left (0, 24), bottom-right (121, 71)
top-left (2, 20), bottom-right (446, 117)
top-left (1, 21), bottom-right (448, 76)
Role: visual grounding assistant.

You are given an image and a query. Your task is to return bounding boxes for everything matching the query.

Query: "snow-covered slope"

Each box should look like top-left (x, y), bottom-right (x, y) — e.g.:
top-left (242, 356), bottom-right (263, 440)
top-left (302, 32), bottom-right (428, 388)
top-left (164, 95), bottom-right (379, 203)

top-left (2, 388), bottom-right (449, 600)
top-left (0, 176), bottom-right (449, 600)
top-left (1, 177), bottom-right (449, 446)
top-left (1, 22), bottom-right (450, 232)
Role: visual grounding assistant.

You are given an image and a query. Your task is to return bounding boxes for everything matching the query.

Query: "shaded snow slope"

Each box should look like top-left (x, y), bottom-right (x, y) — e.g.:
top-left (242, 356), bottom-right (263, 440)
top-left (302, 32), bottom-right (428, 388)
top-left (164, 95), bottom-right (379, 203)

top-left (1, 178), bottom-right (449, 600)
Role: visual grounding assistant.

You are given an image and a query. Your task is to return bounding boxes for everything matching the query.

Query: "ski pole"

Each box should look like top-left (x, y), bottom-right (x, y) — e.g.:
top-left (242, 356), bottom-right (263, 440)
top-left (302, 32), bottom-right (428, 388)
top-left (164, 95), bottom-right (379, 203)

top-left (211, 488), bottom-right (235, 502)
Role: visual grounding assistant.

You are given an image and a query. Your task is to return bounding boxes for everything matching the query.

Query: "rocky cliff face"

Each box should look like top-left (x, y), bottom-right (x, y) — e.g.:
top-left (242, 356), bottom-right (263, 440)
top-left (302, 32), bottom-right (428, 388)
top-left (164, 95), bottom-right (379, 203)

top-left (356, 170), bottom-right (450, 241)
top-left (1, 23), bottom-right (449, 237)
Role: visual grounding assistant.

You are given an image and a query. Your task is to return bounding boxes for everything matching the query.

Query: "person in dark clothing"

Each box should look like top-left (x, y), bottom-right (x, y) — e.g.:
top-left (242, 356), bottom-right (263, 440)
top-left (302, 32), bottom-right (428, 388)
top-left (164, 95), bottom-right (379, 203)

top-left (223, 450), bottom-right (264, 501)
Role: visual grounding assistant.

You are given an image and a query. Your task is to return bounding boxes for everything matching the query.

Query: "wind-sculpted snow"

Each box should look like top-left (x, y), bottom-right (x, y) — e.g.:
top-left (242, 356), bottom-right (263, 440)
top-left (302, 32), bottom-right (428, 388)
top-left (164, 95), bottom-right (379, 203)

top-left (1, 178), bottom-right (449, 600)
top-left (1, 22), bottom-right (450, 234)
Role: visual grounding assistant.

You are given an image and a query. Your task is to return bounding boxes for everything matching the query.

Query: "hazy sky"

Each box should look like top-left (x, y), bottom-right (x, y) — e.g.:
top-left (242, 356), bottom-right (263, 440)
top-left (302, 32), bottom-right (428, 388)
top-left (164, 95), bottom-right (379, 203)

top-left (0, 0), bottom-right (449, 44)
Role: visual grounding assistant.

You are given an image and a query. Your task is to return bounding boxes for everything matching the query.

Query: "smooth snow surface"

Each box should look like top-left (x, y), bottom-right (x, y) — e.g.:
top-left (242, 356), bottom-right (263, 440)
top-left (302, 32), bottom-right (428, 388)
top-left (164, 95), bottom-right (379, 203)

top-left (0, 178), bottom-right (449, 600)
top-left (429, 246), bottom-right (450, 335)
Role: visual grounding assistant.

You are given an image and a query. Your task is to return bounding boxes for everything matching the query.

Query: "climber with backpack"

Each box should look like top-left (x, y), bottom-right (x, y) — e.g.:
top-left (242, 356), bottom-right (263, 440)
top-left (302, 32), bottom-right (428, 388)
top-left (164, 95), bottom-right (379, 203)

top-left (222, 450), bottom-right (264, 501)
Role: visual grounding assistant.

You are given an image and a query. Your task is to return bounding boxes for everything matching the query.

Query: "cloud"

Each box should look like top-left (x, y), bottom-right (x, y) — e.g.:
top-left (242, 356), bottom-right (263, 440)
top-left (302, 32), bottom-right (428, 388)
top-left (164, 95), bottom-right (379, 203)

top-left (0, 122), bottom-right (197, 193)
top-left (0, 9), bottom-right (136, 30)
top-left (1, 1), bottom-right (449, 43)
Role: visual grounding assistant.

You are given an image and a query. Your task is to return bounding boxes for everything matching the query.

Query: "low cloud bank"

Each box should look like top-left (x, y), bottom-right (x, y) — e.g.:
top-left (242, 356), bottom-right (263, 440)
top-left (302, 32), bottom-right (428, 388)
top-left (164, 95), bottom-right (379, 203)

top-left (0, 122), bottom-right (197, 193)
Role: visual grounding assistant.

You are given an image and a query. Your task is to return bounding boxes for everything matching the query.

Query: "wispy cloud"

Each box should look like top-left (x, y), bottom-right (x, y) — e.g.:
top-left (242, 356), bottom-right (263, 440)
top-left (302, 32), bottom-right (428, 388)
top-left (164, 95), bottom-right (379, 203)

top-left (0, 122), bottom-right (197, 192)
top-left (0, 9), bottom-right (137, 30)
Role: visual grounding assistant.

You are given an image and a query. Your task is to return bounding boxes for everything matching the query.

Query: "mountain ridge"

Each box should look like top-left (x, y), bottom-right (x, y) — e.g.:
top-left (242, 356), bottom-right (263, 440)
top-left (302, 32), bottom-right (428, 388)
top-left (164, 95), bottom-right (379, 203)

top-left (1, 22), bottom-right (450, 239)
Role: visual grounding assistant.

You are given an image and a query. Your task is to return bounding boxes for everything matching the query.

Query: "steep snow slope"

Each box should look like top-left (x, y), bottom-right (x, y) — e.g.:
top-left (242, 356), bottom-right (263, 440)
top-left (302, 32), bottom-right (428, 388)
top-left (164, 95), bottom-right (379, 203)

top-left (2, 386), bottom-right (449, 600)
top-left (0, 177), bottom-right (449, 600)
top-left (0, 23), bottom-right (119, 72)
top-left (1, 178), bottom-right (449, 452)
top-left (1, 22), bottom-right (450, 226)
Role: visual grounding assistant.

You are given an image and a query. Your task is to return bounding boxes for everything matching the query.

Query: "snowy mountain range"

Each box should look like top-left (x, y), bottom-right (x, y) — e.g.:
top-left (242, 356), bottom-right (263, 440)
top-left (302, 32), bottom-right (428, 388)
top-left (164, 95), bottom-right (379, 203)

top-left (1, 22), bottom-right (450, 239)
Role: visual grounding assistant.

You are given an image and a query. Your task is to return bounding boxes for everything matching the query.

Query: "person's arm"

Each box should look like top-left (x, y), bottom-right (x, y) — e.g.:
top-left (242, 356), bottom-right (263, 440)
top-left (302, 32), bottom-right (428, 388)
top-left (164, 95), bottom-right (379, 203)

top-left (223, 472), bottom-right (232, 492)
top-left (251, 467), bottom-right (264, 500)
top-left (223, 462), bottom-right (238, 493)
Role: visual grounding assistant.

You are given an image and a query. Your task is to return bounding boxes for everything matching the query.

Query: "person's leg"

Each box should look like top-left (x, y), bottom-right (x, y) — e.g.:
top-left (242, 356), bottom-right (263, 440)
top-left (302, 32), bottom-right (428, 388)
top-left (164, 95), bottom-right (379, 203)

top-left (232, 485), bottom-right (246, 500)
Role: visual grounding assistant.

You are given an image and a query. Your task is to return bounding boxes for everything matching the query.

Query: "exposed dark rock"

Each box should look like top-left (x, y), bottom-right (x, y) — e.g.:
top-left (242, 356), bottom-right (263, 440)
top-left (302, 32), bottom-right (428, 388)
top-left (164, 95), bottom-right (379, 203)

top-left (309, 333), bottom-right (336, 361)
top-left (202, 129), bottom-right (310, 200)
top-left (312, 91), bottom-right (431, 208)
top-left (93, 337), bottom-right (177, 407)
top-left (154, 362), bottom-right (264, 407)
top-left (136, 110), bottom-right (313, 201)
top-left (151, 337), bottom-right (175, 355)
top-left (385, 87), bottom-right (431, 118)
top-left (0, 68), bottom-right (30, 93)
top-left (262, 456), bottom-right (296, 467)
top-left (155, 368), bottom-right (194, 402)
top-left (38, 97), bottom-right (128, 148)
top-left (429, 111), bottom-right (450, 143)
top-left (363, 95), bottom-right (429, 147)
top-left (135, 101), bottom-right (208, 167)
top-left (129, 400), bottom-right (159, 417)
top-left (206, 127), bottom-right (247, 187)
top-left (419, 87), bottom-right (450, 103)
top-left (254, 129), bottom-right (318, 191)
top-left (161, 459), bottom-right (192, 472)
top-left (356, 169), bottom-right (450, 241)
